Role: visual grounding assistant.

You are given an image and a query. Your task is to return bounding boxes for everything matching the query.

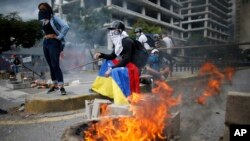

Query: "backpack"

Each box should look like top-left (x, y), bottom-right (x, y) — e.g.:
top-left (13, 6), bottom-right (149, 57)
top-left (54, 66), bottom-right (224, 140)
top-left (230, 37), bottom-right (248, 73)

top-left (131, 38), bottom-right (149, 69)
top-left (145, 34), bottom-right (155, 48)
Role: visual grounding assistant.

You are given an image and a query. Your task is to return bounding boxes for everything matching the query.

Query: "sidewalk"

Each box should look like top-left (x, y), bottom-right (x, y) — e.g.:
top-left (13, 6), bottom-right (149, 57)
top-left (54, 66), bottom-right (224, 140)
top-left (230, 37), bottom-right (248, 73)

top-left (0, 70), bottom-right (199, 113)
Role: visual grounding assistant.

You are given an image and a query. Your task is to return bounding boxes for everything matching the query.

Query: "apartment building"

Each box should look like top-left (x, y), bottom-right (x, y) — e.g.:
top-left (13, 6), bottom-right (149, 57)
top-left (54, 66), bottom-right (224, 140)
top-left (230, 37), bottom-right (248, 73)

top-left (235, 0), bottom-right (250, 50)
top-left (180, 0), bottom-right (233, 44)
top-left (55, 0), bottom-right (186, 47)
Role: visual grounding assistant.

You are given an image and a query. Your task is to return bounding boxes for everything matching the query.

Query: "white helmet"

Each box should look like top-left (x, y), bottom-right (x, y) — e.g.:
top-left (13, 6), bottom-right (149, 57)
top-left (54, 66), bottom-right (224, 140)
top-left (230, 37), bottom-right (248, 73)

top-left (151, 49), bottom-right (159, 54)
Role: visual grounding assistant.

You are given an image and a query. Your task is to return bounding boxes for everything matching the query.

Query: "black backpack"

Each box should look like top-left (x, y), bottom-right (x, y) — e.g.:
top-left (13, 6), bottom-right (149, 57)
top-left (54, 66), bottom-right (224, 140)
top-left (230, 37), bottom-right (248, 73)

top-left (145, 34), bottom-right (155, 48)
top-left (131, 39), bottom-right (149, 69)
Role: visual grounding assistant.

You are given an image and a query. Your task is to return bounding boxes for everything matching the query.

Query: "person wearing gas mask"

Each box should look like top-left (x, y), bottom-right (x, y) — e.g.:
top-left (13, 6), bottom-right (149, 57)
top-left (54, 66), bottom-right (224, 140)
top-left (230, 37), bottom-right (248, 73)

top-left (92, 21), bottom-right (140, 105)
top-left (38, 2), bottom-right (69, 95)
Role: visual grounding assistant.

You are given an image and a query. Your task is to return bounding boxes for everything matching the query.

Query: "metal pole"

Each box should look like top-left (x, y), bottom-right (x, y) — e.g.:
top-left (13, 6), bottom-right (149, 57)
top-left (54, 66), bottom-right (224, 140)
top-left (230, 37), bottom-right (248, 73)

top-left (51, 0), bottom-right (55, 10)
top-left (59, 0), bottom-right (63, 18)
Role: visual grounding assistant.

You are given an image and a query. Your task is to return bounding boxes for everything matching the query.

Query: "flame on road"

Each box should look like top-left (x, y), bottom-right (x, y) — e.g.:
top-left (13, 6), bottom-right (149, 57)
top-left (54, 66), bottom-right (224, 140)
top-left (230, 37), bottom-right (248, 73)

top-left (196, 62), bottom-right (235, 105)
top-left (84, 81), bottom-right (181, 141)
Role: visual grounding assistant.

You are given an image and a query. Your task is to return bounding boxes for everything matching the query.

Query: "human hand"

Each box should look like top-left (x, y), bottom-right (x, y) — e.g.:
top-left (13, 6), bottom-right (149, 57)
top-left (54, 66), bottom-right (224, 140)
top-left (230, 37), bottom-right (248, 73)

top-left (44, 34), bottom-right (57, 39)
top-left (94, 53), bottom-right (101, 59)
top-left (104, 68), bottom-right (112, 77)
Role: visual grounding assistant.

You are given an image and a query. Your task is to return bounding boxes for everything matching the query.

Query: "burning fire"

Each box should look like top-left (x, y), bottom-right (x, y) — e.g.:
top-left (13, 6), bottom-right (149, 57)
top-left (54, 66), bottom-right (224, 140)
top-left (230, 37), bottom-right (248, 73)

top-left (224, 67), bottom-right (235, 81)
top-left (84, 81), bottom-right (181, 141)
top-left (196, 63), bottom-right (235, 105)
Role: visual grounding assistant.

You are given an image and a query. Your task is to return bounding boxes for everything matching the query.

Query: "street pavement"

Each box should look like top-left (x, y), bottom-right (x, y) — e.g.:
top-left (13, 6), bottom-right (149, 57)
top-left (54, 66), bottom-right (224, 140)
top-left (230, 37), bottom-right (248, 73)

top-left (0, 69), bottom-right (249, 141)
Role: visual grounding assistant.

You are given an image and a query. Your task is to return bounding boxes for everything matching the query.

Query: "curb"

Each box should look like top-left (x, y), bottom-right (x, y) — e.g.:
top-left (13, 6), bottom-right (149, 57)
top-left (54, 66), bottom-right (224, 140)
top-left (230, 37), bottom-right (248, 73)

top-left (25, 93), bottom-right (108, 114)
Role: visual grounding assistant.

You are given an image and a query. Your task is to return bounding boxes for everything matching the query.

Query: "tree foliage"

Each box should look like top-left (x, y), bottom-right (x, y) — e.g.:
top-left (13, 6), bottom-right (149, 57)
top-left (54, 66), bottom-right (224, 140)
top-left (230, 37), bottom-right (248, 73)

top-left (128, 19), bottom-right (162, 39)
top-left (0, 12), bottom-right (43, 53)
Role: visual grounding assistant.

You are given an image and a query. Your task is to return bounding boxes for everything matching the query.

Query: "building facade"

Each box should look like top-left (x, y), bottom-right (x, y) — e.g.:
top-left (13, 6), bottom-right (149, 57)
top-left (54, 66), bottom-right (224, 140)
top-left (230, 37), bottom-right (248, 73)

top-left (180, 0), bottom-right (233, 44)
top-left (55, 0), bottom-right (186, 47)
top-left (235, 0), bottom-right (250, 50)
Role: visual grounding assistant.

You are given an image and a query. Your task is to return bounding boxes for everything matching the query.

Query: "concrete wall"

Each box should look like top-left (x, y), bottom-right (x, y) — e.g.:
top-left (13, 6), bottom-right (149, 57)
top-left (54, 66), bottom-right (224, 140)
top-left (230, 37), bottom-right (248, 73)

top-left (237, 0), bottom-right (250, 49)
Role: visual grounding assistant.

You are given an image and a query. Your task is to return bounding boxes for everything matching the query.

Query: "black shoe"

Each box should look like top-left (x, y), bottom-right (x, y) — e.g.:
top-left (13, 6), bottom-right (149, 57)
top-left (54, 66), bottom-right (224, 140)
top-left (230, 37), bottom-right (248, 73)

top-left (60, 87), bottom-right (67, 95)
top-left (47, 86), bottom-right (59, 94)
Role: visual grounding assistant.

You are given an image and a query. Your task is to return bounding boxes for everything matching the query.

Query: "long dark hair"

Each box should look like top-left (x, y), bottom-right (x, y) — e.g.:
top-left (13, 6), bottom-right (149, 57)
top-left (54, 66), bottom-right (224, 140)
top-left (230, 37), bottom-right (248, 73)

top-left (38, 2), bottom-right (53, 15)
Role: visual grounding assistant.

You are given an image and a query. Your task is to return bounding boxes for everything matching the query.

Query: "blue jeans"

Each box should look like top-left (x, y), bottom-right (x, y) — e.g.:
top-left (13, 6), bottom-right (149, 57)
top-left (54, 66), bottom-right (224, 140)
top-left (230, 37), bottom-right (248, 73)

top-left (12, 65), bottom-right (19, 74)
top-left (43, 39), bottom-right (64, 85)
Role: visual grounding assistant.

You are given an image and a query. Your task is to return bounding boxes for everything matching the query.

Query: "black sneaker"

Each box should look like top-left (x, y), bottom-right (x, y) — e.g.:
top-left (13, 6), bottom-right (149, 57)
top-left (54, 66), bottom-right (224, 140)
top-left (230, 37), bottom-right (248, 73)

top-left (47, 86), bottom-right (59, 94)
top-left (60, 87), bottom-right (67, 95)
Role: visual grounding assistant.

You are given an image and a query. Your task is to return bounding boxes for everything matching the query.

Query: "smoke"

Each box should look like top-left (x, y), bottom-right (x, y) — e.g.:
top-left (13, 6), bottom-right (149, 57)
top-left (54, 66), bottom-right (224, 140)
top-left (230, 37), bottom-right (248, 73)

top-left (60, 43), bottom-right (94, 72)
top-left (0, 0), bottom-right (110, 73)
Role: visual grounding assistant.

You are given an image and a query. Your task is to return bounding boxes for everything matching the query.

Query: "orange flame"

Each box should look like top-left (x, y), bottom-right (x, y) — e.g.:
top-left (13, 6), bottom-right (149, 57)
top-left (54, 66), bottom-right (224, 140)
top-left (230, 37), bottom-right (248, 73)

top-left (196, 63), bottom-right (235, 105)
top-left (100, 103), bottom-right (109, 117)
top-left (224, 67), bottom-right (235, 81)
top-left (84, 81), bottom-right (181, 141)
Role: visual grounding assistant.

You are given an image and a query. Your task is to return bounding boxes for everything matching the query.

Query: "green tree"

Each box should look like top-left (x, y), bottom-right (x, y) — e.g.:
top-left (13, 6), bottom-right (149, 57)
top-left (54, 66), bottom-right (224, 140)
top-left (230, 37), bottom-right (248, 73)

top-left (21, 20), bottom-right (43, 48)
top-left (128, 19), bottom-right (162, 39)
top-left (0, 12), bottom-right (43, 53)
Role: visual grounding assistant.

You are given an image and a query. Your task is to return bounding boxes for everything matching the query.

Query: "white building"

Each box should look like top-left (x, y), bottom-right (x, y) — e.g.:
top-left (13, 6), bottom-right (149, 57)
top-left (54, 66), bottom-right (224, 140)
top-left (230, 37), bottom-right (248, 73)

top-left (180, 0), bottom-right (233, 44)
top-left (55, 0), bottom-right (186, 47)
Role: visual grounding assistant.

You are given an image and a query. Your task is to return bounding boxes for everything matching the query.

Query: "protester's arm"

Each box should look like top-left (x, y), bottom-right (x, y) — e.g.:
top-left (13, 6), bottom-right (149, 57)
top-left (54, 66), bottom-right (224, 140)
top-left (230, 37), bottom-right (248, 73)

top-left (99, 51), bottom-right (117, 60)
top-left (53, 16), bottom-right (69, 40)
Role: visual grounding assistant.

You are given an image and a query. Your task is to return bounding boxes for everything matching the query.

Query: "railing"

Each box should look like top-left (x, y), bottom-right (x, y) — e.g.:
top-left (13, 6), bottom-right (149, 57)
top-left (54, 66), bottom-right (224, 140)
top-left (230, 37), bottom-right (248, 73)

top-left (156, 42), bottom-right (250, 74)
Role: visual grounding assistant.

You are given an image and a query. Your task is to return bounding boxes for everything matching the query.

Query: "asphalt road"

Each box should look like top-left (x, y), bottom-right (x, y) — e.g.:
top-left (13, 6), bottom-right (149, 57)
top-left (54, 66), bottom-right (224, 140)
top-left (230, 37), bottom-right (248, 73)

top-left (0, 69), bottom-right (249, 141)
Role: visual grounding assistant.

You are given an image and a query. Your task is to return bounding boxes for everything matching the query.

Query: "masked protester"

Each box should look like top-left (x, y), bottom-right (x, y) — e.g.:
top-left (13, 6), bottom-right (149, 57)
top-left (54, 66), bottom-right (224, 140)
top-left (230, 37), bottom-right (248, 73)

top-left (38, 2), bottom-right (69, 95)
top-left (91, 21), bottom-right (140, 105)
top-left (134, 27), bottom-right (152, 50)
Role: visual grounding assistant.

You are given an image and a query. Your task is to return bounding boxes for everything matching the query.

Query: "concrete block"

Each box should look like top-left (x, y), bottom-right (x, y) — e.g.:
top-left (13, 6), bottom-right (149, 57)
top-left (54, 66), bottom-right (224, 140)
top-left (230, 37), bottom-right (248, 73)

top-left (107, 104), bottom-right (132, 116)
top-left (91, 99), bottom-right (111, 119)
top-left (16, 73), bottom-right (22, 81)
top-left (165, 112), bottom-right (181, 140)
top-left (85, 100), bottom-right (94, 119)
top-left (225, 91), bottom-right (250, 125)
top-left (6, 81), bottom-right (30, 89)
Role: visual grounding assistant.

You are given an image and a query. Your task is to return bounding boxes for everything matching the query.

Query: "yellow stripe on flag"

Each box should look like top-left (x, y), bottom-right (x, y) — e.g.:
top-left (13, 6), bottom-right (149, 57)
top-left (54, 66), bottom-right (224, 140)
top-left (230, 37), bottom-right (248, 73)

top-left (91, 76), bottom-right (129, 105)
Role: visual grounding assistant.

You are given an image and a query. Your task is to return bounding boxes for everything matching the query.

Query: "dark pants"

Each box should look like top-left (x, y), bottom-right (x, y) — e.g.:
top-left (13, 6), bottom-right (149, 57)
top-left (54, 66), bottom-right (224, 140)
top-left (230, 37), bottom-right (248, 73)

top-left (43, 39), bottom-right (64, 85)
top-left (12, 65), bottom-right (19, 74)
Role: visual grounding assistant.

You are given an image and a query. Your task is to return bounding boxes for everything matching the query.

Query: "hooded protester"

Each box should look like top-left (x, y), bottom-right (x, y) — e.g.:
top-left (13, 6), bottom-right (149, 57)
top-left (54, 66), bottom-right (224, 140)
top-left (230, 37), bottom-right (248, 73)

top-left (91, 20), bottom-right (140, 105)
top-left (38, 2), bottom-right (69, 95)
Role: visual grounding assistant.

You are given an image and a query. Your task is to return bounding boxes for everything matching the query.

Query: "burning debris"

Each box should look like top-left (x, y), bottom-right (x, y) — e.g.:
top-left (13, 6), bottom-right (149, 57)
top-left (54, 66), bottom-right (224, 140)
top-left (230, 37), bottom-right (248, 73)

top-left (30, 79), bottom-right (53, 89)
top-left (196, 62), bottom-right (236, 105)
top-left (84, 81), bottom-right (181, 141)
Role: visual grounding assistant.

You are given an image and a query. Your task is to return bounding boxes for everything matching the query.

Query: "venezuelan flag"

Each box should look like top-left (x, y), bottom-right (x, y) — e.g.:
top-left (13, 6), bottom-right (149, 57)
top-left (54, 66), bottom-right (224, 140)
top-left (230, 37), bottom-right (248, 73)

top-left (91, 59), bottom-right (140, 105)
